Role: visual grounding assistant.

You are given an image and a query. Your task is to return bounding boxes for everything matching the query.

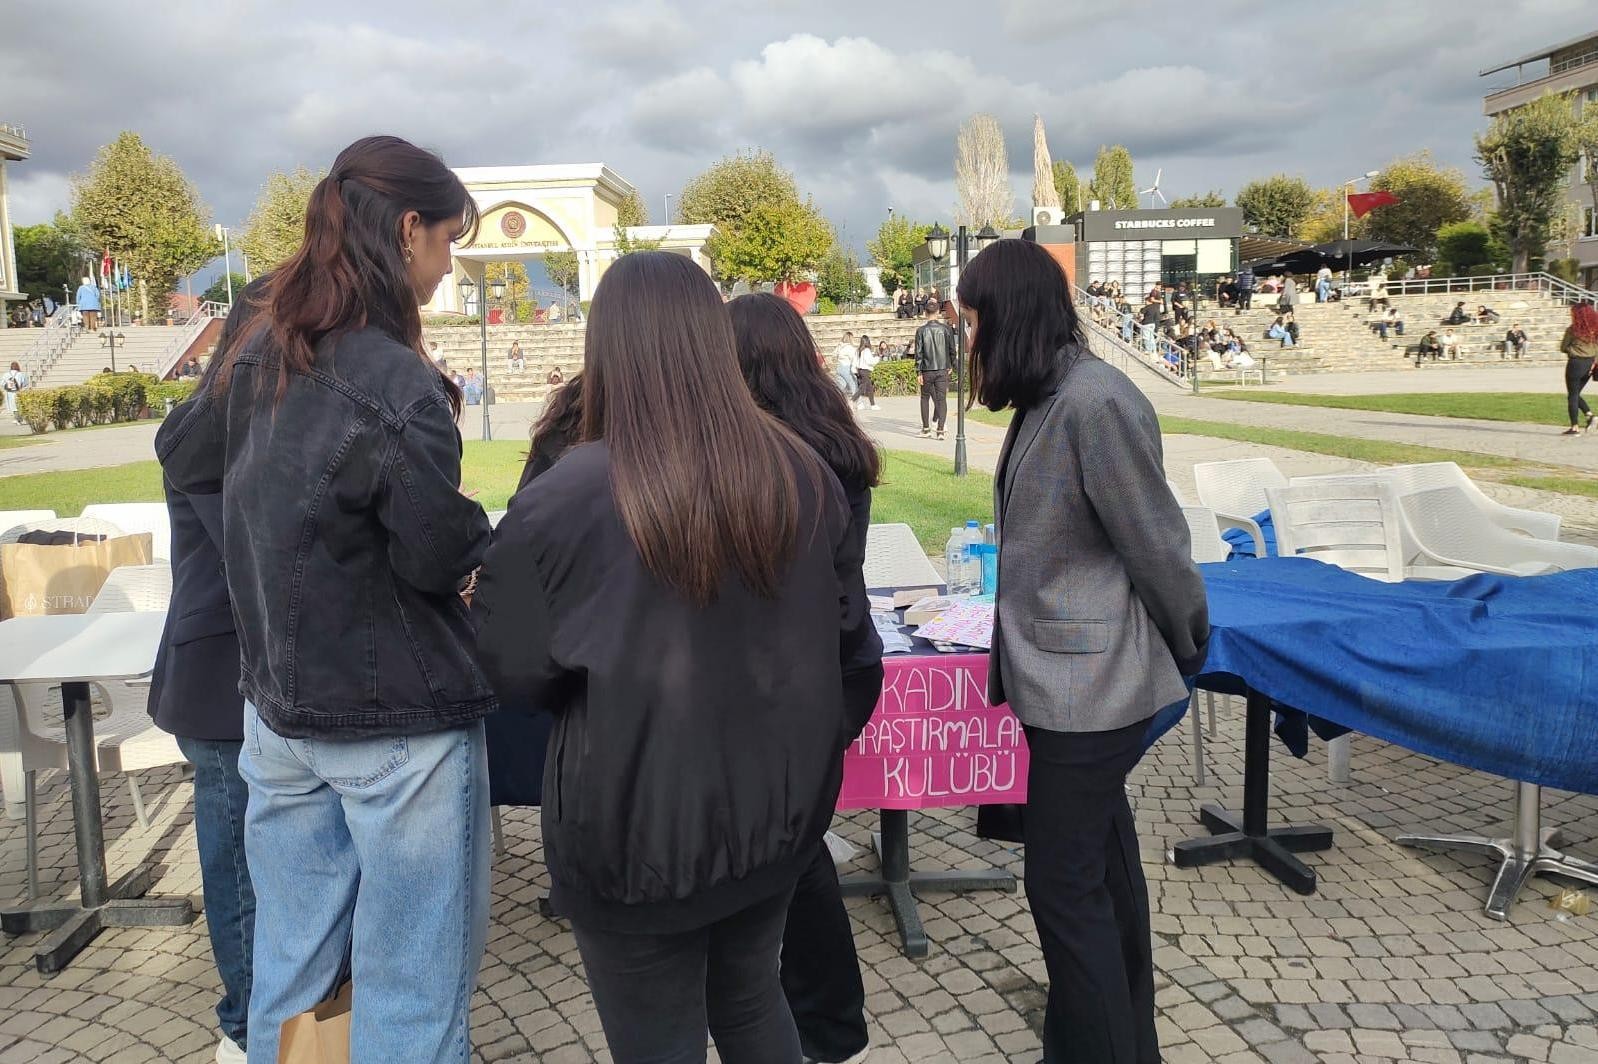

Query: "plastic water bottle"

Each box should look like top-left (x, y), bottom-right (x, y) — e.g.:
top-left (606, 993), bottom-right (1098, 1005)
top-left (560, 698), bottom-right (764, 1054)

top-left (960, 521), bottom-right (983, 593)
top-left (945, 528), bottom-right (967, 592)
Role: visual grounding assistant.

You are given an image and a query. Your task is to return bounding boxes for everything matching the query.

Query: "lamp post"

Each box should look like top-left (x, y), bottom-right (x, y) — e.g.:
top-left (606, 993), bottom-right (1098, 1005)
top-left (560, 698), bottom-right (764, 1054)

top-left (923, 223), bottom-right (999, 476)
top-left (213, 224), bottom-right (234, 305)
top-left (457, 274), bottom-right (506, 441)
top-left (1342, 170), bottom-right (1379, 282)
top-left (99, 329), bottom-right (126, 373)
top-left (663, 193), bottom-right (673, 225)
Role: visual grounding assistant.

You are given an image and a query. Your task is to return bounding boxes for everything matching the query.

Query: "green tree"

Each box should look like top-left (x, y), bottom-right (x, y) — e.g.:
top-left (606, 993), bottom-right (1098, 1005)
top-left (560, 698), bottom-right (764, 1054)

top-left (14, 213), bottom-right (87, 299)
top-left (1364, 152), bottom-right (1475, 257)
top-left (1475, 92), bottom-right (1581, 273)
top-left (1169, 190), bottom-right (1227, 208)
top-left (678, 151), bottom-right (799, 237)
top-left (714, 198), bottom-right (833, 285)
top-left (1298, 187), bottom-right (1358, 243)
top-left (485, 261), bottom-right (533, 320)
top-left (1433, 220), bottom-right (1507, 276)
top-left (201, 273), bottom-right (247, 305)
top-left (71, 131), bottom-right (219, 321)
top-left (1235, 175), bottom-right (1318, 238)
top-left (1051, 160), bottom-right (1081, 216)
top-left (866, 215), bottom-right (931, 296)
top-left (610, 187), bottom-right (662, 255)
top-left (543, 250), bottom-right (579, 297)
top-left (1575, 105), bottom-right (1598, 225)
top-left (239, 166), bottom-right (323, 273)
top-left (1086, 146), bottom-right (1137, 210)
top-left (816, 244), bottom-right (870, 307)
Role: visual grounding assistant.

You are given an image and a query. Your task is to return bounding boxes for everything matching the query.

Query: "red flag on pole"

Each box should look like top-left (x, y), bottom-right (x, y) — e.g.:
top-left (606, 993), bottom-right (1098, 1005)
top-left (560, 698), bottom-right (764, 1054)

top-left (100, 251), bottom-right (112, 287)
top-left (1347, 191), bottom-right (1400, 218)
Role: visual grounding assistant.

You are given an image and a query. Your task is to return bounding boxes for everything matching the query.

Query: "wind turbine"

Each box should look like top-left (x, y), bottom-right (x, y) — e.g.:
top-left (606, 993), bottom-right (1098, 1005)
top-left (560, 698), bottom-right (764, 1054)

top-left (1140, 169), bottom-right (1166, 209)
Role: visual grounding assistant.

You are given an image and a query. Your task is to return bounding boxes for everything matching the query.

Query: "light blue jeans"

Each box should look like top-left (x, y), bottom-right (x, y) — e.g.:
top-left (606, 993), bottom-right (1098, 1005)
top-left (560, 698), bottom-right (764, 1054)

top-left (238, 704), bottom-right (490, 1064)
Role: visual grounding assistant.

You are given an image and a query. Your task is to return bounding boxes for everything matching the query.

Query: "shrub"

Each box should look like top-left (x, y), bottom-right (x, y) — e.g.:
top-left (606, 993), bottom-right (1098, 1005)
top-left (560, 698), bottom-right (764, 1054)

top-left (149, 380), bottom-right (199, 410)
top-left (817, 296), bottom-right (839, 315)
top-left (872, 359), bottom-right (920, 396)
top-left (16, 391), bottom-right (53, 433)
top-left (83, 382), bottom-right (116, 424)
top-left (86, 372), bottom-right (150, 421)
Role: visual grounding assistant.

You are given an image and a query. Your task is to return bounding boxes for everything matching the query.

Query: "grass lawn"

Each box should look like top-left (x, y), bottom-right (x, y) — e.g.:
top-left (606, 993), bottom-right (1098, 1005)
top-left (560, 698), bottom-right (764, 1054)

top-left (0, 443), bottom-right (992, 556)
top-left (1504, 475), bottom-right (1598, 499)
top-left (1206, 390), bottom-right (1568, 427)
top-left (967, 406), bottom-right (1517, 470)
top-left (0, 434), bottom-right (45, 449)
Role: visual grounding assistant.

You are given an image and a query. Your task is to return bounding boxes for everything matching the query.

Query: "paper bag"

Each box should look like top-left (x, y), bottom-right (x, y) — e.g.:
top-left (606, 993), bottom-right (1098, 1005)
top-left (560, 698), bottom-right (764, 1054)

top-left (277, 982), bottom-right (353, 1064)
top-left (0, 533), bottom-right (154, 619)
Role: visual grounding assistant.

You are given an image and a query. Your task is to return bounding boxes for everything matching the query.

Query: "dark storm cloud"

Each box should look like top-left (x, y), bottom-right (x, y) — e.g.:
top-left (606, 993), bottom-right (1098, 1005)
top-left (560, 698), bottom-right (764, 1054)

top-left (1, 0), bottom-right (1590, 254)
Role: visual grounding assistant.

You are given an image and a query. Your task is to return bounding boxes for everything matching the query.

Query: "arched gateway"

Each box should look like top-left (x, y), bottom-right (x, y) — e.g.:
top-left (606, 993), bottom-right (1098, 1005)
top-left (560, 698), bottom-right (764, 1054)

top-left (424, 164), bottom-right (716, 314)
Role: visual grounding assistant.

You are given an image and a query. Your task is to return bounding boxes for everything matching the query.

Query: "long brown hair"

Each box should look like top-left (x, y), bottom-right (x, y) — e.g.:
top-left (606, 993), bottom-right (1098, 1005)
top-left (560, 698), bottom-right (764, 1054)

top-left (581, 253), bottom-right (825, 605)
top-left (1571, 302), bottom-right (1598, 344)
top-left (247, 135), bottom-right (477, 410)
top-left (727, 293), bottom-right (880, 490)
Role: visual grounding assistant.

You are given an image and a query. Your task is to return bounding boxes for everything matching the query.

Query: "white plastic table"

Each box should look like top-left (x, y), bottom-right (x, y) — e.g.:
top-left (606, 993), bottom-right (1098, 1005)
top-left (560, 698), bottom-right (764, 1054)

top-left (0, 613), bottom-right (195, 972)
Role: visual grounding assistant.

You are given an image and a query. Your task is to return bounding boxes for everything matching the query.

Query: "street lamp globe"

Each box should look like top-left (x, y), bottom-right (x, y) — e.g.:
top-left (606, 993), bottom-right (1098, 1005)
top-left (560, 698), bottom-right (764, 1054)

top-left (489, 278), bottom-right (506, 300)
top-left (458, 276), bottom-right (476, 298)
top-left (974, 224), bottom-right (1001, 252)
top-left (925, 224), bottom-right (950, 262)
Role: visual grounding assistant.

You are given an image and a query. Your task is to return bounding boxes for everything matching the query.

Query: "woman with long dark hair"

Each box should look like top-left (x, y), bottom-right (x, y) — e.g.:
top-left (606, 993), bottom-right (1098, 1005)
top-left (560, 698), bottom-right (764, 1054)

top-left (853, 332), bottom-right (880, 411)
top-left (473, 253), bottom-right (880, 1064)
top-left (160, 136), bottom-right (495, 1064)
top-left (728, 293), bottom-right (883, 1064)
top-left (959, 240), bottom-right (1208, 1064)
top-left (1558, 302), bottom-right (1598, 435)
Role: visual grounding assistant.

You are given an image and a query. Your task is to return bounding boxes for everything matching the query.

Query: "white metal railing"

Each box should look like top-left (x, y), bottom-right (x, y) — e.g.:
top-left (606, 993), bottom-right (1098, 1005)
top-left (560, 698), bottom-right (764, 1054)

top-left (1074, 287), bottom-right (1192, 388)
top-left (19, 306), bottom-right (77, 384)
top-left (153, 301), bottom-right (230, 379)
top-left (1381, 271), bottom-right (1595, 304)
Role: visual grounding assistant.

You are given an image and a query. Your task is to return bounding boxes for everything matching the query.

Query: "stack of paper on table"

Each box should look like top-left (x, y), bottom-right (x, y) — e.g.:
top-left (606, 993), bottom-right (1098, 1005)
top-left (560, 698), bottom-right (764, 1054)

top-left (913, 601), bottom-right (995, 650)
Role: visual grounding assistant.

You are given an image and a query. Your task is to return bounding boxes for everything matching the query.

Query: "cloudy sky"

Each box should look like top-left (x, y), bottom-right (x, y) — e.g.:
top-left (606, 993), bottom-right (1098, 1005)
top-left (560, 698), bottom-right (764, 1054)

top-left (3, 1), bottom-right (1592, 262)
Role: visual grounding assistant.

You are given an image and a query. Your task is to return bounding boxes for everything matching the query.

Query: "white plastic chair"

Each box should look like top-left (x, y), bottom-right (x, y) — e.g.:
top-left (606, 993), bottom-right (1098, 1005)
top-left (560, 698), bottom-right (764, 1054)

top-left (1399, 488), bottom-right (1598, 577)
top-left (0, 510), bottom-right (56, 539)
top-left (1267, 480), bottom-right (1405, 582)
top-left (864, 523), bottom-right (943, 589)
top-left (80, 503), bottom-right (172, 562)
top-left (3, 565), bottom-right (178, 897)
top-left (1386, 464), bottom-right (1560, 541)
top-left (0, 516), bottom-right (126, 544)
top-left (1181, 507), bottom-right (1229, 787)
top-left (1194, 458), bottom-right (1289, 524)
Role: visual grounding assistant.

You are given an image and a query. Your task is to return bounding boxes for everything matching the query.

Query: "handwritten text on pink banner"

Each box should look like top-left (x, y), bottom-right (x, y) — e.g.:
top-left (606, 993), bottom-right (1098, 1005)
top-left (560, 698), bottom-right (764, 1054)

top-left (837, 654), bottom-right (1030, 810)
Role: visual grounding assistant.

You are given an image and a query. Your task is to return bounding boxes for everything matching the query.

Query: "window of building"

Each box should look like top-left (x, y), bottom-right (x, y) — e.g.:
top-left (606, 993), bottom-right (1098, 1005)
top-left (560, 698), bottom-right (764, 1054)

top-left (1585, 206), bottom-right (1598, 240)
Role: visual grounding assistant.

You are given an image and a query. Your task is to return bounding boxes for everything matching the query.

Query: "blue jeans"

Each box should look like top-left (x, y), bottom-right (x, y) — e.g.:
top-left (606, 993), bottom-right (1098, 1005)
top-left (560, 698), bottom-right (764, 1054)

top-left (177, 736), bottom-right (255, 1050)
top-left (239, 705), bottom-right (490, 1064)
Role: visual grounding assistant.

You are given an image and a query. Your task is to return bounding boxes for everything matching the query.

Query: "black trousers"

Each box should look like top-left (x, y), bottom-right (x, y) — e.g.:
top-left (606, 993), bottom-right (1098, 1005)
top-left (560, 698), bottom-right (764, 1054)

top-left (781, 842), bottom-right (868, 1062)
top-left (1024, 720), bottom-right (1157, 1064)
top-left (1566, 357), bottom-right (1594, 426)
top-left (920, 369), bottom-right (949, 431)
top-left (572, 889), bottom-right (802, 1064)
top-left (1237, 289), bottom-right (1252, 310)
top-left (855, 369), bottom-right (877, 405)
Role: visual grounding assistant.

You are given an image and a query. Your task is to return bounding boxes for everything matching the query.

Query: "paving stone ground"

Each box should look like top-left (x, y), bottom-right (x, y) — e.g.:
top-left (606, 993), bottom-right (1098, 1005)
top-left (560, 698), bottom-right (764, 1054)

top-left (5, 701), bottom-right (1598, 1063)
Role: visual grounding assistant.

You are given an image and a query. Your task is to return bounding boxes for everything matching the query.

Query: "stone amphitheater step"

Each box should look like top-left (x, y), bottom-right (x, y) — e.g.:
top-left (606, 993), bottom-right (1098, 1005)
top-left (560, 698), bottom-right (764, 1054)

top-left (31, 326), bottom-right (188, 388)
top-left (428, 311), bottom-right (922, 403)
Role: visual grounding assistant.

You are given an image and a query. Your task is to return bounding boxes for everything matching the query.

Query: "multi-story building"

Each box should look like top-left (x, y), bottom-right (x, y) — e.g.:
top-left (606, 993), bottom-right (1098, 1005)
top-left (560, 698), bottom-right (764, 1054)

top-left (1482, 30), bottom-right (1598, 290)
top-left (0, 123), bottom-right (28, 326)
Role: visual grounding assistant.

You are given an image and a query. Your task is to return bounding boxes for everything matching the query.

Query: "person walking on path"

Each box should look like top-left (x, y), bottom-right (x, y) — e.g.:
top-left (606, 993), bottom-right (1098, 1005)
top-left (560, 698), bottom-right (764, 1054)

top-left (832, 331), bottom-right (859, 398)
top-left (159, 135), bottom-right (496, 1064)
top-left (958, 239), bottom-right (1209, 1064)
top-left (472, 253), bottom-right (880, 1064)
top-left (914, 302), bottom-right (955, 439)
top-left (2, 361), bottom-right (25, 422)
top-left (1559, 302), bottom-right (1598, 435)
top-left (853, 333), bottom-right (880, 411)
top-left (729, 292), bottom-right (884, 1064)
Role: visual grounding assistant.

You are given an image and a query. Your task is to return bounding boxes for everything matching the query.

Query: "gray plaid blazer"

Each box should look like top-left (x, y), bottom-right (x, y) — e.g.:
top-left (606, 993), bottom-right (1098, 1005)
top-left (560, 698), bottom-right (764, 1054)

top-left (990, 348), bottom-right (1209, 733)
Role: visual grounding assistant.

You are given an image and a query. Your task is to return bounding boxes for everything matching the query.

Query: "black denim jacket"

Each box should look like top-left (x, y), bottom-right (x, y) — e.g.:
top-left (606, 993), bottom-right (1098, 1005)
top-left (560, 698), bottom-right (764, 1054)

top-left (158, 326), bottom-right (496, 739)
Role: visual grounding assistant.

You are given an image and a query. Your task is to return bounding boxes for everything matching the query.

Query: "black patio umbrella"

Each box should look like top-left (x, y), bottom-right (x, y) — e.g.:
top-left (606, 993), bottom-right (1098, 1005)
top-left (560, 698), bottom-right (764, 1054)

top-left (1248, 240), bottom-right (1417, 276)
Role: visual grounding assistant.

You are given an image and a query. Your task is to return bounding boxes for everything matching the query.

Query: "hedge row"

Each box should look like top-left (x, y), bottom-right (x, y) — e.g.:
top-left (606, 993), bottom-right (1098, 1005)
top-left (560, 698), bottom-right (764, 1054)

top-left (15, 372), bottom-right (197, 434)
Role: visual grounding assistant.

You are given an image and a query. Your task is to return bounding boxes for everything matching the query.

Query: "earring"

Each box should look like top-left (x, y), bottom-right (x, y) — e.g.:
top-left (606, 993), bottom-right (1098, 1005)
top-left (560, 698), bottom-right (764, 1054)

top-left (402, 242), bottom-right (415, 264)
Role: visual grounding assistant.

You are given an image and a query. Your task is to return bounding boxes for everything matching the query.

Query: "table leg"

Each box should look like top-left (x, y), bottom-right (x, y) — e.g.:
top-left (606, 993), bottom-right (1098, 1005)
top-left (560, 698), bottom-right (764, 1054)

top-left (0, 682), bottom-right (194, 973)
top-left (1398, 781), bottom-right (1598, 921)
top-left (838, 808), bottom-right (1018, 959)
top-left (1169, 689), bottom-right (1333, 896)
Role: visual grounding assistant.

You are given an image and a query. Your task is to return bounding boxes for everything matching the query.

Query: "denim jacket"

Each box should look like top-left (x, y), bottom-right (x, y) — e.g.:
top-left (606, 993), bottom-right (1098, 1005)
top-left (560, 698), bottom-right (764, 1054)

top-left (158, 326), bottom-right (496, 739)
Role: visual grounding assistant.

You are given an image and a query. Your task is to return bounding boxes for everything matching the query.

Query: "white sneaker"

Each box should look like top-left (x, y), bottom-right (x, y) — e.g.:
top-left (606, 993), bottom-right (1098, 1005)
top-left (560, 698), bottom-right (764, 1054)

top-left (215, 1036), bottom-right (247, 1064)
top-left (803, 1048), bottom-right (870, 1064)
top-left (870, 404), bottom-right (881, 411)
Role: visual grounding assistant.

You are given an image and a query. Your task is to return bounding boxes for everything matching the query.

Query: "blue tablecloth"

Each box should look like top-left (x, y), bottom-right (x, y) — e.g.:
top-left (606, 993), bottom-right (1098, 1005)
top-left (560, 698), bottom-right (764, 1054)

top-left (1195, 558), bottom-right (1598, 795)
